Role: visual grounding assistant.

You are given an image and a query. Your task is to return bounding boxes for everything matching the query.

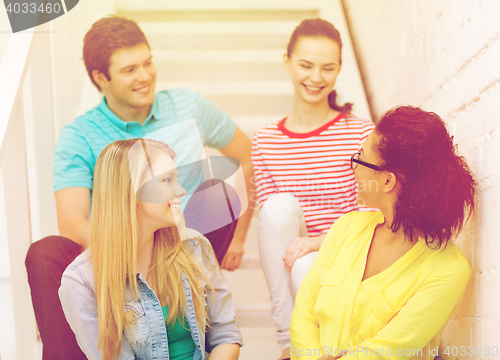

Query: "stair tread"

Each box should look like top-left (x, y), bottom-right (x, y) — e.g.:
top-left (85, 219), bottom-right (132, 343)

top-left (117, 0), bottom-right (322, 11)
top-left (140, 21), bottom-right (299, 35)
top-left (235, 302), bottom-right (275, 328)
top-left (152, 48), bottom-right (284, 64)
top-left (235, 302), bottom-right (271, 311)
top-left (157, 81), bottom-right (293, 95)
top-left (238, 253), bottom-right (262, 270)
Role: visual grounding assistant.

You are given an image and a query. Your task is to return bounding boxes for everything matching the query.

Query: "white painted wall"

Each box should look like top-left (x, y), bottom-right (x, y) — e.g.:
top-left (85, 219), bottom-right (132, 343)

top-left (343, 0), bottom-right (500, 357)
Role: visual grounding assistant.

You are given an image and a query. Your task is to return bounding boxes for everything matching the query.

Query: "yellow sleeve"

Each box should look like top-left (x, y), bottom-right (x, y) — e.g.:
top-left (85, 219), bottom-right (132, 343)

top-left (354, 256), bottom-right (471, 360)
top-left (290, 213), bottom-right (350, 360)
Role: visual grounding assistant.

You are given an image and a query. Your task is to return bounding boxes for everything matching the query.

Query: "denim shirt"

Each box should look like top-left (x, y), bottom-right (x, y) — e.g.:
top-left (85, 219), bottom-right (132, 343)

top-left (59, 236), bottom-right (243, 360)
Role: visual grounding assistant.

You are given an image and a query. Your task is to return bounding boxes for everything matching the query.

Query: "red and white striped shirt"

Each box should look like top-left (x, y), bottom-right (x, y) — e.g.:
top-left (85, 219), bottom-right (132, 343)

top-left (252, 113), bottom-right (375, 237)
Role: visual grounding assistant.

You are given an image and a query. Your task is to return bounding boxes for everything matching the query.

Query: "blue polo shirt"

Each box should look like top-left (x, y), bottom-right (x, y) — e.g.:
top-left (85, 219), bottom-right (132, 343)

top-left (53, 88), bottom-right (236, 210)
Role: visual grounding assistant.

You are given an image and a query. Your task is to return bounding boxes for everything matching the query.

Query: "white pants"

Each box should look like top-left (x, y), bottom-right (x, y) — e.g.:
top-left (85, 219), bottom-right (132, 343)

top-left (258, 193), bottom-right (318, 349)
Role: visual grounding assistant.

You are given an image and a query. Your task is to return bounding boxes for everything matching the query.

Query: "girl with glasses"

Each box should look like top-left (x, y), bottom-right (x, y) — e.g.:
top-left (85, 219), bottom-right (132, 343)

top-left (290, 106), bottom-right (475, 360)
top-left (59, 139), bottom-right (242, 360)
top-left (252, 18), bottom-right (375, 359)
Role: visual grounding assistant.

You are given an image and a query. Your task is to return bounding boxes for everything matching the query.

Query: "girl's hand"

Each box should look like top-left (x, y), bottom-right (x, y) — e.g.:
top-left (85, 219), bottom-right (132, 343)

top-left (221, 238), bottom-right (245, 271)
top-left (283, 235), bottom-right (325, 271)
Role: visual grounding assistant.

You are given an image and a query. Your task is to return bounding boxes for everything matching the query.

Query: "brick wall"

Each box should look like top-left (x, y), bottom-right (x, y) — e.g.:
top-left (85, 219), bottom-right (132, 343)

top-left (343, 0), bottom-right (500, 357)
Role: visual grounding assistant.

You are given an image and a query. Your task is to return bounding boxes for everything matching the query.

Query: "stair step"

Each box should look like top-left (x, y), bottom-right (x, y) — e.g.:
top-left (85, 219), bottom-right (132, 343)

top-left (156, 63), bottom-right (287, 83)
top-left (141, 22), bottom-right (294, 50)
top-left (238, 254), bottom-right (262, 270)
top-left (140, 21), bottom-right (299, 35)
top-left (117, 0), bottom-right (323, 11)
top-left (239, 328), bottom-right (281, 359)
top-left (157, 82), bottom-right (293, 95)
top-left (233, 116), bottom-right (283, 137)
top-left (153, 49), bottom-right (284, 64)
top-left (117, 9), bottom-right (318, 23)
top-left (204, 94), bottom-right (293, 118)
top-left (234, 302), bottom-right (274, 328)
top-left (149, 34), bottom-right (288, 51)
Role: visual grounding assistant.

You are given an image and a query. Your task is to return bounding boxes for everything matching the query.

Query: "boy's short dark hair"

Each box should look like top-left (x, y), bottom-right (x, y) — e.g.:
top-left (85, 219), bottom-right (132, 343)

top-left (83, 16), bottom-right (150, 91)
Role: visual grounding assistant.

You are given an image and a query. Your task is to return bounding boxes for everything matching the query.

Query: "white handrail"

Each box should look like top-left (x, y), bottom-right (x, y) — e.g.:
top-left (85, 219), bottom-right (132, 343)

top-left (0, 30), bottom-right (35, 165)
top-left (0, 30), bottom-right (38, 360)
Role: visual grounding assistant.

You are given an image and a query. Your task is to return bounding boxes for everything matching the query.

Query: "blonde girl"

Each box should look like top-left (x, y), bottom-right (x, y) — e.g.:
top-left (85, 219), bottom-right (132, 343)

top-left (59, 139), bottom-right (242, 360)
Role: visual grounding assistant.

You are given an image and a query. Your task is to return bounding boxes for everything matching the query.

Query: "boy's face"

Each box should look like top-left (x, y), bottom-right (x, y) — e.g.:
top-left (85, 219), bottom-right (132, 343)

top-left (98, 43), bottom-right (157, 113)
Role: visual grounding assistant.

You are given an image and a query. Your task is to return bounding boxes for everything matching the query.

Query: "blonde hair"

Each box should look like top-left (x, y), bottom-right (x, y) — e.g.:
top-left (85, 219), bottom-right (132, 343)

top-left (91, 139), bottom-right (216, 360)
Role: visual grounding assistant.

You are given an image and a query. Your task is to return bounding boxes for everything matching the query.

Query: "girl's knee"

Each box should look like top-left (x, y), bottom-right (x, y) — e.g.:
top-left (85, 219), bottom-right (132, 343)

top-left (292, 254), bottom-right (316, 276)
top-left (291, 252), bottom-right (318, 294)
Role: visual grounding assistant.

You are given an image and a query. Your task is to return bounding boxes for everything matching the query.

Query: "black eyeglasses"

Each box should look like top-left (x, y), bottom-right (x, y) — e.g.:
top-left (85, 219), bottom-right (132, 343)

top-left (350, 152), bottom-right (384, 171)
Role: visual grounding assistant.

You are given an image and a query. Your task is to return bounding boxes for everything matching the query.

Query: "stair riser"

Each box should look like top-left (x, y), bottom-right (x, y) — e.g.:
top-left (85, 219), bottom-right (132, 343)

top-left (156, 64), bottom-right (289, 83)
top-left (206, 94), bottom-right (293, 118)
top-left (148, 35), bottom-right (288, 50)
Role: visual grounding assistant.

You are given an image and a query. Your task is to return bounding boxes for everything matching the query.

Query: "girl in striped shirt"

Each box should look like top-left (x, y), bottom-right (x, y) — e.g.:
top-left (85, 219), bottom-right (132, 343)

top-left (251, 18), bottom-right (374, 359)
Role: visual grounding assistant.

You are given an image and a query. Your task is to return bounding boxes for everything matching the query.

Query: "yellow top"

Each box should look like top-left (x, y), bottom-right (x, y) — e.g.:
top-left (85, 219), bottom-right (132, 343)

top-left (290, 211), bottom-right (471, 360)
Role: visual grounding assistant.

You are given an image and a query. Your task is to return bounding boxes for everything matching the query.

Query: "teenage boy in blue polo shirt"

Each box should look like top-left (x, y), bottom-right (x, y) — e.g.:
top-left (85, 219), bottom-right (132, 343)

top-left (25, 16), bottom-right (254, 360)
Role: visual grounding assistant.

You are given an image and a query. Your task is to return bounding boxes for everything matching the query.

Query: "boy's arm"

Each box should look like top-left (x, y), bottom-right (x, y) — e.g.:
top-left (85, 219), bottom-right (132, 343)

top-left (218, 127), bottom-right (255, 271)
top-left (55, 187), bottom-right (91, 247)
top-left (193, 92), bottom-right (254, 270)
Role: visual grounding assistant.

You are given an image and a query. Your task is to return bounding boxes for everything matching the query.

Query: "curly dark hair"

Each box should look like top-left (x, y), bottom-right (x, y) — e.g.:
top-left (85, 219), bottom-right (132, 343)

top-left (375, 106), bottom-right (476, 249)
